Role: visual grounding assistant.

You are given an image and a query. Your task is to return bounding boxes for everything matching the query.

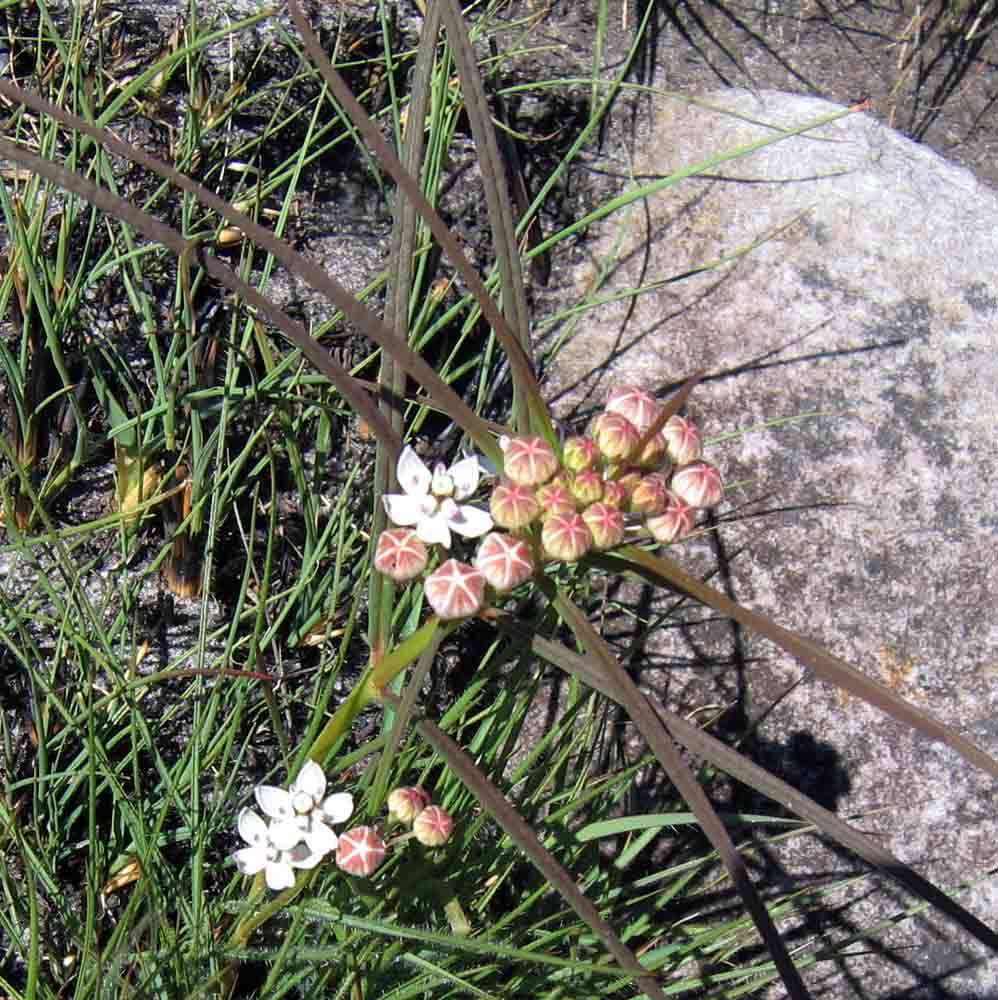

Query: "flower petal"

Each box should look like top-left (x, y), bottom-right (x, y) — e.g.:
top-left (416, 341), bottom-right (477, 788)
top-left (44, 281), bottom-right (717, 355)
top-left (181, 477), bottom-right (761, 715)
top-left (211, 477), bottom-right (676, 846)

top-left (288, 842), bottom-right (323, 869)
top-left (232, 845), bottom-right (268, 876)
top-left (264, 860), bottom-right (296, 891)
top-left (447, 504), bottom-right (494, 539)
top-left (237, 808), bottom-right (269, 847)
top-left (396, 446), bottom-right (432, 497)
top-left (320, 791), bottom-right (354, 824)
top-left (305, 819), bottom-right (339, 857)
top-left (255, 785), bottom-right (294, 821)
top-left (448, 455), bottom-right (481, 501)
top-left (416, 509), bottom-right (452, 548)
top-left (383, 493), bottom-right (436, 528)
top-left (269, 818), bottom-right (305, 851)
top-left (293, 761), bottom-right (326, 802)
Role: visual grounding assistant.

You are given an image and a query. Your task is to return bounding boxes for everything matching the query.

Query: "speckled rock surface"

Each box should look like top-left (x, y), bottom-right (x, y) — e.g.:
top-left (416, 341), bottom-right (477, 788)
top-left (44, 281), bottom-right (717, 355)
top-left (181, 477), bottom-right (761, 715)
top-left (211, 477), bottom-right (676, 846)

top-left (540, 90), bottom-right (998, 998)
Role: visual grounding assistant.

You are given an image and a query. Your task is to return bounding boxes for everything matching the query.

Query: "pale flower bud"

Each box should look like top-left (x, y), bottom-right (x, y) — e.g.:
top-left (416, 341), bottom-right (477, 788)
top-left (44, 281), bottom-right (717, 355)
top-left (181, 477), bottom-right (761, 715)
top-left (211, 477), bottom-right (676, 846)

top-left (535, 483), bottom-right (577, 519)
top-left (582, 502), bottom-right (625, 550)
top-left (646, 491), bottom-right (696, 543)
top-left (601, 481), bottom-right (627, 508)
top-left (373, 529), bottom-right (429, 582)
top-left (604, 386), bottom-right (662, 434)
top-left (629, 474), bottom-right (668, 515)
top-left (474, 532), bottom-right (535, 592)
top-left (592, 412), bottom-right (640, 461)
top-left (336, 826), bottom-right (386, 877)
top-left (663, 415), bottom-right (702, 466)
top-left (635, 432), bottom-right (668, 469)
top-left (413, 805), bottom-right (454, 847)
top-left (490, 481), bottom-right (541, 531)
top-left (424, 559), bottom-right (486, 619)
top-left (671, 461), bottom-right (723, 509)
top-left (541, 513), bottom-right (593, 562)
top-left (387, 786), bottom-right (432, 825)
top-left (569, 469), bottom-right (603, 505)
top-left (562, 435), bottom-right (598, 473)
top-left (502, 436), bottom-right (559, 487)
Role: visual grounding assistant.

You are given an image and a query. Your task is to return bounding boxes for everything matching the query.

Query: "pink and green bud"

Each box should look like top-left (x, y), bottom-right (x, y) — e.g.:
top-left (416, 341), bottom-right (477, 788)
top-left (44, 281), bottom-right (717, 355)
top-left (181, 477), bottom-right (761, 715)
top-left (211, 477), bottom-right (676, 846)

top-left (387, 786), bottom-right (432, 825)
top-left (373, 529), bottom-right (428, 582)
top-left (582, 502), bottom-right (625, 550)
top-left (562, 435), bottom-right (598, 473)
top-left (605, 386), bottom-right (662, 434)
top-left (413, 805), bottom-right (454, 847)
top-left (336, 826), bottom-right (387, 877)
top-left (671, 461), bottom-right (723, 509)
top-left (490, 481), bottom-right (540, 531)
top-left (635, 431), bottom-right (668, 469)
top-left (601, 481), bottom-right (628, 508)
top-left (615, 468), bottom-right (643, 501)
top-left (424, 559), bottom-right (486, 619)
top-left (474, 532), bottom-right (535, 592)
top-left (663, 416), bottom-right (702, 466)
top-left (541, 513), bottom-right (593, 562)
top-left (630, 474), bottom-right (668, 515)
top-left (502, 436), bottom-right (559, 487)
top-left (592, 412), bottom-right (640, 461)
top-left (569, 469), bottom-right (603, 505)
top-left (646, 491), bottom-right (696, 543)
top-left (536, 482), bottom-right (577, 519)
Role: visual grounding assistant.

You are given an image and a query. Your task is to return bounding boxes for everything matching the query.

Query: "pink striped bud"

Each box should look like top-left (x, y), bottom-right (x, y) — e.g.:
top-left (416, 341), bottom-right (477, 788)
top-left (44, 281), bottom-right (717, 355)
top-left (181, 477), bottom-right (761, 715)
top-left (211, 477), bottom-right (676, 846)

top-left (490, 481), bottom-right (540, 531)
top-left (562, 435), bottom-right (598, 473)
top-left (535, 483), bottom-right (577, 519)
top-left (502, 436), bottom-right (559, 487)
top-left (582, 502), bottom-right (625, 550)
top-left (601, 481), bottom-right (627, 508)
top-left (413, 805), bottom-right (454, 847)
top-left (474, 533), bottom-right (535, 592)
top-left (629, 474), bottom-right (668, 515)
top-left (646, 491), bottom-right (696, 543)
top-left (541, 513), bottom-right (593, 562)
top-left (387, 786), bottom-right (432, 825)
top-left (605, 386), bottom-right (662, 434)
top-left (615, 468), bottom-right (643, 501)
top-left (635, 431), bottom-right (668, 469)
top-left (663, 416), bottom-right (702, 466)
top-left (592, 412), bottom-right (640, 461)
top-left (374, 529), bottom-right (429, 582)
top-left (424, 559), bottom-right (486, 619)
top-left (336, 826), bottom-right (387, 877)
top-left (569, 469), bottom-right (603, 505)
top-left (671, 461), bottom-right (723, 509)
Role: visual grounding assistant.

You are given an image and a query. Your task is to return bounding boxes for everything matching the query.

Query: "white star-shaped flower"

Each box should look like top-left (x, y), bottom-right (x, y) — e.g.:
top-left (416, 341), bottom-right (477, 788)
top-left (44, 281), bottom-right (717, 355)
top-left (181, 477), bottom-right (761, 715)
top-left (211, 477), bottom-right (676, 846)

top-left (382, 446), bottom-right (493, 548)
top-left (253, 761), bottom-right (354, 858)
top-left (231, 808), bottom-right (322, 891)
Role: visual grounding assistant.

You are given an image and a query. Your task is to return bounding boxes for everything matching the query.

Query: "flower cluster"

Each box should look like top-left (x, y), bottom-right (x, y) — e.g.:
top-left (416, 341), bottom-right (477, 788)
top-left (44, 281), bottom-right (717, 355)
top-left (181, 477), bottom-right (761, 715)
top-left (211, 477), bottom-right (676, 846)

top-left (374, 387), bottom-right (723, 619)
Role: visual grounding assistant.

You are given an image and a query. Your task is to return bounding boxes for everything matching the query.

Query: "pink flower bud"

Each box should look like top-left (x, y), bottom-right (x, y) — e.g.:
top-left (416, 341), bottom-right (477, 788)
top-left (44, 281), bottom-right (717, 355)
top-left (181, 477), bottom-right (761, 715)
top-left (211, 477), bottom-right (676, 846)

top-left (615, 468), bottom-right (643, 500)
top-left (474, 532), bottom-right (535, 592)
top-left (373, 529), bottom-right (429, 582)
top-left (605, 386), bottom-right (662, 434)
top-left (413, 805), bottom-right (454, 847)
top-left (562, 435), bottom-right (598, 473)
top-left (581, 502), bottom-right (625, 550)
top-left (490, 481), bottom-right (540, 531)
top-left (629, 474), bottom-right (668, 515)
top-left (671, 461), bottom-right (723, 509)
top-left (336, 826), bottom-right (387, 877)
top-left (424, 559), bottom-right (486, 619)
top-left (663, 416), bottom-right (702, 466)
top-left (541, 513), bottom-right (593, 562)
top-left (635, 432), bottom-right (668, 469)
top-left (646, 491), bottom-right (696, 543)
top-left (535, 483), bottom-right (577, 519)
top-left (592, 412), bottom-right (640, 461)
top-left (387, 786), bottom-right (432, 825)
top-left (502, 436), bottom-right (559, 487)
top-left (569, 469), bottom-right (603, 505)
top-left (601, 481), bottom-right (627, 507)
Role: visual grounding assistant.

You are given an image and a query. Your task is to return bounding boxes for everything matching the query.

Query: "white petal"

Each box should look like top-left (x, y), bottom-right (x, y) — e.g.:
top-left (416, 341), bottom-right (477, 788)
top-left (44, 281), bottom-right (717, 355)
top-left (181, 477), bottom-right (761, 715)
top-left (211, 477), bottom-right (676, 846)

top-left (288, 843), bottom-right (322, 869)
top-left (269, 819), bottom-right (305, 851)
top-left (416, 510), bottom-right (452, 548)
top-left (232, 845), bottom-right (268, 875)
top-left (237, 808), bottom-right (269, 846)
top-left (264, 860), bottom-right (296, 891)
top-left (448, 504), bottom-right (494, 539)
top-left (396, 446), bottom-right (432, 497)
top-left (383, 493), bottom-right (436, 527)
top-left (320, 792), bottom-right (354, 824)
top-left (448, 455), bottom-right (481, 501)
top-left (255, 785), bottom-right (294, 821)
top-left (305, 819), bottom-right (339, 857)
top-left (293, 761), bottom-right (326, 802)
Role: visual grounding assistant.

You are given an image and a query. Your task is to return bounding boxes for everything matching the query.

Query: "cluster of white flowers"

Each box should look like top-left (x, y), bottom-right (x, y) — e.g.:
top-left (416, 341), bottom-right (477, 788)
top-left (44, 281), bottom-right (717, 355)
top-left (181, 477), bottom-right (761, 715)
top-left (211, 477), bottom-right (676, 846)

top-left (232, 762), bottom-right (354, 891)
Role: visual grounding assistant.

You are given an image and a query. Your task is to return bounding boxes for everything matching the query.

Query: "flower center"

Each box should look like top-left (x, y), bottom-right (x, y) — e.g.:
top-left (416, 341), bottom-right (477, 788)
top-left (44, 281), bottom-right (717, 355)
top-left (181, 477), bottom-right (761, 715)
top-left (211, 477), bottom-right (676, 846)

top-left (431, 463), bottom-right (454, 498)
top-left (292, 791), bottom-right (314, 815)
